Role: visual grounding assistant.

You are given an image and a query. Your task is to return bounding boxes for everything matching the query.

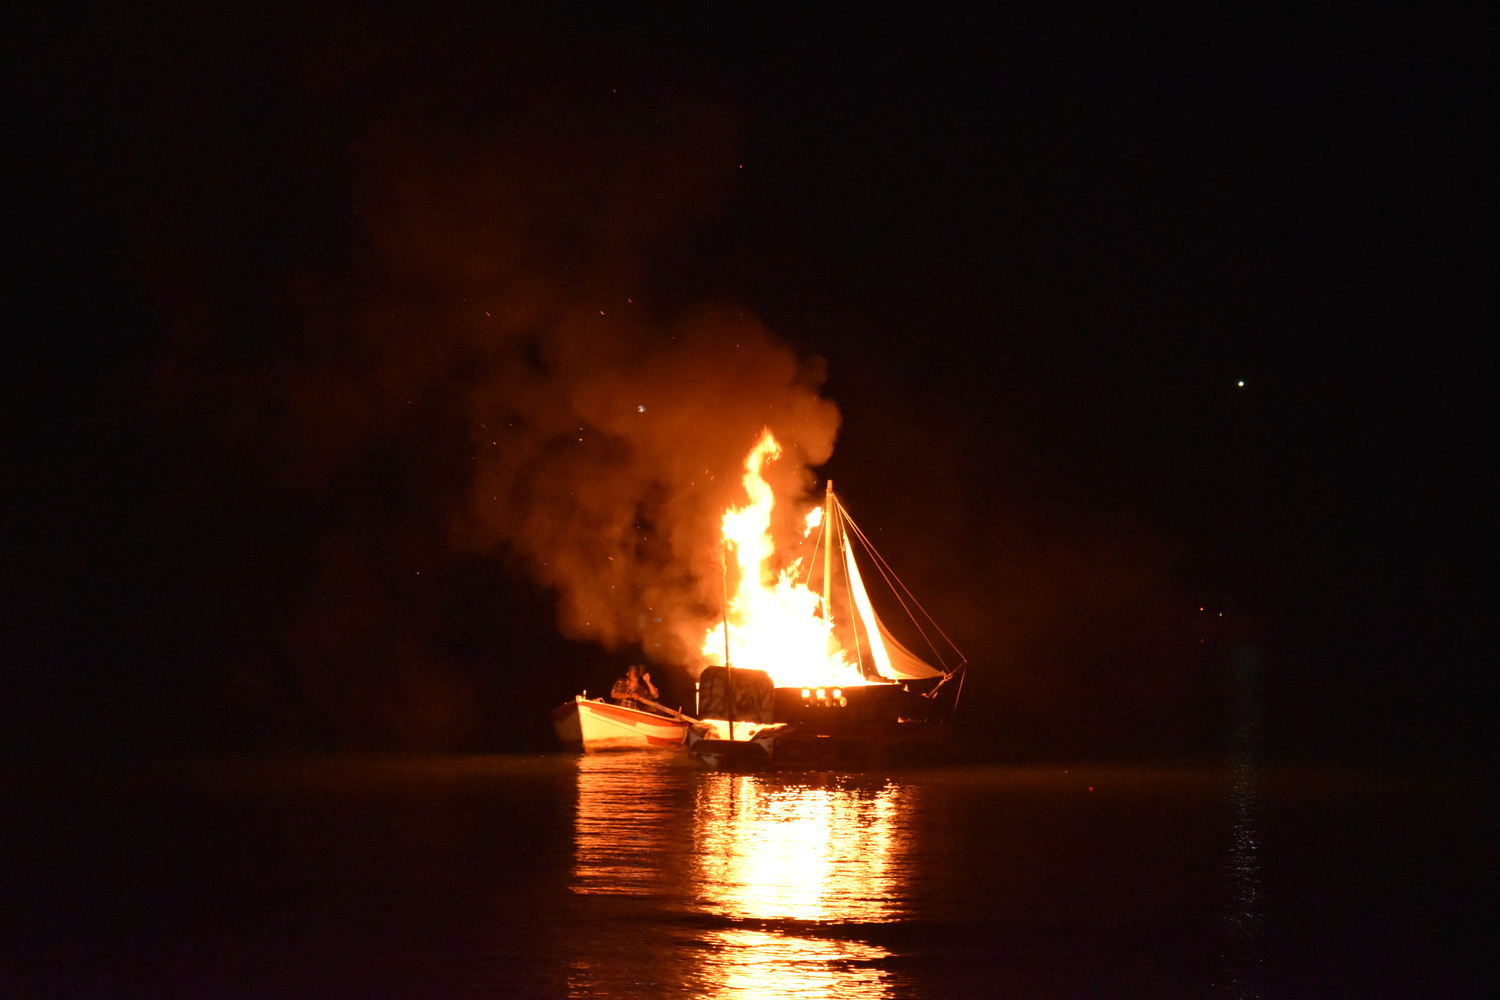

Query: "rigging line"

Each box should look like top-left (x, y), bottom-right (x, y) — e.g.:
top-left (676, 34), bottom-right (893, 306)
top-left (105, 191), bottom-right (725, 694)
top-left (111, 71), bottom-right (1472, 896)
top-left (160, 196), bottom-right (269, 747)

top-left (842, 509), bottom-right (967, 664)
top-left (835, 505), bottom-right (869, 677)
top-left (839, 515), bottom-right (958, 679)
top-left (838, 509), bottom-right (929, 625)
top-left (800, 514), bottom-right (825, 589)
top-left (841, 511), bottom-right (949, 665)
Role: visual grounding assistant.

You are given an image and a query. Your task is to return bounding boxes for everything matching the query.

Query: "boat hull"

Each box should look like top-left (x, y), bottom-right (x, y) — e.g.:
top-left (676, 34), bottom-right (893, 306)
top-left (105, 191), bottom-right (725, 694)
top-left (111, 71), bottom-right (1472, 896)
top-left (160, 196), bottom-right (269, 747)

top-left (688, 720), bottom-right (954, 768)
top-left (552, 696), bottom-right (690, 750)
top-left (684, 731), bottom-right (773, 767)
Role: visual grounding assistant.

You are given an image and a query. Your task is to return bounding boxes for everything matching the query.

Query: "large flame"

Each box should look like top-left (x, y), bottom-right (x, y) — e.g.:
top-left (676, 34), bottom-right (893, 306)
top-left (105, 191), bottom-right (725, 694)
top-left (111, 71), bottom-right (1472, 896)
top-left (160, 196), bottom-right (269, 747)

top-left (701, 429), bottom-right (870, 688)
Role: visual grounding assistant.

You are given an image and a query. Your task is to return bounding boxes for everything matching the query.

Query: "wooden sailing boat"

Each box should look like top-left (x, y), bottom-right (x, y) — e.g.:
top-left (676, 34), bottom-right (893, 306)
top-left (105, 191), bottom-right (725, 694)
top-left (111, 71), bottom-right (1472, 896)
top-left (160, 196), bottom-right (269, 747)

top-left (687, 480), bottom-right (966, 766)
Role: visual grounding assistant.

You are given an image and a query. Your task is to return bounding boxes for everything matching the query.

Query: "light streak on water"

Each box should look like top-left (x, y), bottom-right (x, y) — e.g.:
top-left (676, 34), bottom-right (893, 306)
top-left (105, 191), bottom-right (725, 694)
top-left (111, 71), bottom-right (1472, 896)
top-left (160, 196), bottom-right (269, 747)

top-left (684, 774), bottom-right (913, 999)
top-left (568, 752), bottom-right (914, 999)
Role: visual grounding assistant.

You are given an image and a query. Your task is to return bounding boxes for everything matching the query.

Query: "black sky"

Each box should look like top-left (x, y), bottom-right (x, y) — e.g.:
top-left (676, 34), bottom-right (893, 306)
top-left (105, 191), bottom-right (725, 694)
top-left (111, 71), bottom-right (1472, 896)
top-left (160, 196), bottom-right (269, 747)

top-left (3, 4), bottom-right (1489, 762)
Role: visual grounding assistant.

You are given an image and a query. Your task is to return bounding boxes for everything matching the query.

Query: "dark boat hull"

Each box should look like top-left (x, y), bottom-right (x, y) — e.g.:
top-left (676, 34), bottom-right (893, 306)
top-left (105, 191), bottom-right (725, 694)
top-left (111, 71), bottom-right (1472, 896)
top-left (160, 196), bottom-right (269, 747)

top-left (688, 720), bottom-right (955, 768)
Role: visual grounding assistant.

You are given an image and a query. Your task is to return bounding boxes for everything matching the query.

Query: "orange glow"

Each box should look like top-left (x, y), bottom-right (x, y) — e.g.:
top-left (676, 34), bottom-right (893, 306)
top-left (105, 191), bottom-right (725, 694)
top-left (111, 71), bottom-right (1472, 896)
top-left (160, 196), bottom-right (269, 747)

top-left (700, 429), bottom-right (870, 689)
top-left (688, 773), bottom-right (911, 997)
top-left (569, 754), bottom-right (911, 999)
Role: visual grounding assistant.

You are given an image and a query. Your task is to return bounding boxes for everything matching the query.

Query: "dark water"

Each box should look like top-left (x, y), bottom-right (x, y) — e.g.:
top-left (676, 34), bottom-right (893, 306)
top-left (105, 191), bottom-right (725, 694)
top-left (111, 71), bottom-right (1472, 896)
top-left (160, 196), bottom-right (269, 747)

top-left (3, 753), bottom-right (1485, 998)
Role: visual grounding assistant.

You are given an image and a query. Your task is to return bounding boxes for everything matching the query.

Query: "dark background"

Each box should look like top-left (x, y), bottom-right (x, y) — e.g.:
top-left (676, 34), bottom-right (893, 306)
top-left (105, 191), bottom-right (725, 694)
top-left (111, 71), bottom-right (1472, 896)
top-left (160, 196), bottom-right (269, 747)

top-left (3, 4), bottom-right (1488, 763)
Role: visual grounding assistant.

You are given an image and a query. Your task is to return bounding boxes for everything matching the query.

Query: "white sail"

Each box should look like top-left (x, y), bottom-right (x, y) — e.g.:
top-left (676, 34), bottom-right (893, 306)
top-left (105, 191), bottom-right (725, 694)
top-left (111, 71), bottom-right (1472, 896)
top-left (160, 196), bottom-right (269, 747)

top-left (841, 524), bottom-right (944, 681)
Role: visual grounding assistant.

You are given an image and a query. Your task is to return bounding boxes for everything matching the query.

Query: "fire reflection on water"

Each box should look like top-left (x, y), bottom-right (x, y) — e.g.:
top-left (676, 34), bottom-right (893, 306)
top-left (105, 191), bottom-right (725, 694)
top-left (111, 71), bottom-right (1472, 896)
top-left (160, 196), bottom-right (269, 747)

top-left (692, 774), bottom-right (908, 923)
top-left (571, 751), bottom-right (688, 899)
top-left (693, 928), bottom-right (890, 1000)
top-left (686, 774), bottom-right (913, 999)
top-left (569, 753), bottom-right (914, 999)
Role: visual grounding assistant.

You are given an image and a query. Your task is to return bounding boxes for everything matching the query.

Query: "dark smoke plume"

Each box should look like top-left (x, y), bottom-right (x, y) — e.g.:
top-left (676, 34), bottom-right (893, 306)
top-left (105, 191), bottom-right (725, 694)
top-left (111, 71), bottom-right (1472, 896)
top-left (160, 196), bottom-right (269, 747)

top-left (462, 308), bottom-right (838, 669)
top-left (340, 89), bottom-right (841, 676)
top-left (5, 8), bottom-right (846, 749)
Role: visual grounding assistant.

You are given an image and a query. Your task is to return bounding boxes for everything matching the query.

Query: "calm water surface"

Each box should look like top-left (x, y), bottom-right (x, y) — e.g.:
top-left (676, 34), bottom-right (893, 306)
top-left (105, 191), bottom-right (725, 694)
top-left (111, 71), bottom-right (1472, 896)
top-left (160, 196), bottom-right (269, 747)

top-left (3, 753), bottom-right (1483, 998)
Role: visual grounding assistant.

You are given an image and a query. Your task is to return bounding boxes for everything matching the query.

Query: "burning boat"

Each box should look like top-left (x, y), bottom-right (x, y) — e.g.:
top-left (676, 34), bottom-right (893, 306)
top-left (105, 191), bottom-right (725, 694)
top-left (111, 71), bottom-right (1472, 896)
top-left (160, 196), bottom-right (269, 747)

top-left (687, 432), bottom-right (966, 766)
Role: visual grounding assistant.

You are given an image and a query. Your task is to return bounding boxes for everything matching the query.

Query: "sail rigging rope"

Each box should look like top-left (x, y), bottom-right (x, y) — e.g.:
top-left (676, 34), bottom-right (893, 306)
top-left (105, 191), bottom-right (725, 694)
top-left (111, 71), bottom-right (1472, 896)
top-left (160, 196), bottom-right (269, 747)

top-left (838, 508), bottom-right (871, 679)
top-left (801, 515), bottom-right (824, 591)
top-left (839, 506), bottom-right (967, 669)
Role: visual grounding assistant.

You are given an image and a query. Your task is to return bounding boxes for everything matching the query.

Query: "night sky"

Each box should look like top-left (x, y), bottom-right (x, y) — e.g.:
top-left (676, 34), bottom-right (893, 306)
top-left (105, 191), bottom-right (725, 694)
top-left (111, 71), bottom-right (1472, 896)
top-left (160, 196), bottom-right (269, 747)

top-left (4, 5), bottom-right (1488, 763)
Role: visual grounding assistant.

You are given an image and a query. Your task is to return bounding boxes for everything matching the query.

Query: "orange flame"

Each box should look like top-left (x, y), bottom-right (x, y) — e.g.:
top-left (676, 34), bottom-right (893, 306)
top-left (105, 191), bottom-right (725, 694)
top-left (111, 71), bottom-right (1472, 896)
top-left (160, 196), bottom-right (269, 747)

top-left (701, 430), bottom-right (871, 688)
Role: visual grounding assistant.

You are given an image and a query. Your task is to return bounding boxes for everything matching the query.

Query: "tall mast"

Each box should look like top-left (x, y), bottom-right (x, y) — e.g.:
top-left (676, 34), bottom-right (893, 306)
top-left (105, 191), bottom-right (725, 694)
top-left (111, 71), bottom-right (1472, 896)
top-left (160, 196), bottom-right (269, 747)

top-left (823, 480), bottom-right (835, 622)
top-left (722, 538), bottom-right (734, 741)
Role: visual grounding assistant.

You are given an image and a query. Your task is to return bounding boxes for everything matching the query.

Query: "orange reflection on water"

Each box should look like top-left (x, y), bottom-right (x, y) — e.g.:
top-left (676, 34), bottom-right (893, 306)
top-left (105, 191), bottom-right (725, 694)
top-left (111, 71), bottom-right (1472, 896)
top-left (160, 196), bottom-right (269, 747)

top-left (697, 928), bottom-right (891, 999)
top-left (572, 751), bottom-right (688, 898)
top-left (687, 774), bottom-right (913, 999)
top-left (569, 755), bottom-right (915, 1000)
top-left (693, 774), bottom-right (909, 923)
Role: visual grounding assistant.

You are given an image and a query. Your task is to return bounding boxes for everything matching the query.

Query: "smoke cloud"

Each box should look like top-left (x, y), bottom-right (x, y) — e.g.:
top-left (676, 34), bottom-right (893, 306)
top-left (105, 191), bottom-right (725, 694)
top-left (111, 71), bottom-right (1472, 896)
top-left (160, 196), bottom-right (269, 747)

top-left (339, 88), bottom-right (841, 676)
top-left (9, 10), bottom-right (843, 747)
top-left (463, 307), bottom-right (839, 669)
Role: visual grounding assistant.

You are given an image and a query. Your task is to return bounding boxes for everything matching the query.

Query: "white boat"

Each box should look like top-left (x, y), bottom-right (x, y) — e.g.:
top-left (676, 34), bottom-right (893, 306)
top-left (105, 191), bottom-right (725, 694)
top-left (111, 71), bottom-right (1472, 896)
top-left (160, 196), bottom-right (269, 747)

top-left (688, 480), bottom-right (966, 766)
top-left (552, 695), bottom-right (691, 750)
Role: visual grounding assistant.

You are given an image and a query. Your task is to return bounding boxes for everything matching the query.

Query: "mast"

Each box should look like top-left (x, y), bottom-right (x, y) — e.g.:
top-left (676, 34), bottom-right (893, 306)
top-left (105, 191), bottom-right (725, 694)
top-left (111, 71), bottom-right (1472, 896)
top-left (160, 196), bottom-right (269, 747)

top-left (722, 538), bottom-right (735, 741)
top-left (823, 480), bottom-right (835, 622)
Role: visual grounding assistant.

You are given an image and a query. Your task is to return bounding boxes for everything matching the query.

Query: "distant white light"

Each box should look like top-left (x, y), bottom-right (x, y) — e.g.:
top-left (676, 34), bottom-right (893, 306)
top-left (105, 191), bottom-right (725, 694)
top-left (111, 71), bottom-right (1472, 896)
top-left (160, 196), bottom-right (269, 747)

top-left (636, 405), bottom-right (645, 413)
top-left (1237, 381), bottom-right (1245, 388)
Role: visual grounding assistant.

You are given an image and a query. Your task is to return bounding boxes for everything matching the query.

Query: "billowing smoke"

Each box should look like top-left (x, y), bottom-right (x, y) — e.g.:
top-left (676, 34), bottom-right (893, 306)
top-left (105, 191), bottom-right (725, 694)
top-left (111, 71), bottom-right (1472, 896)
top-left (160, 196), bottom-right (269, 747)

top-left (35, 13), bottom-right (846, 747)
top-left (463, 306), bottom-right (839, 670)
top-left (346, 103), bottom-right (841, 677)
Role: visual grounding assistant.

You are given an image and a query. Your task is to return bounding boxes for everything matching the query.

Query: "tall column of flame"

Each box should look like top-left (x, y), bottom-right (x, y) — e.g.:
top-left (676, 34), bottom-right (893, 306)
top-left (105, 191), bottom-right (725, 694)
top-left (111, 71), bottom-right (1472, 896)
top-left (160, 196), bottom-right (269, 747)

top-left (701, 430), bottom-right (869, 688)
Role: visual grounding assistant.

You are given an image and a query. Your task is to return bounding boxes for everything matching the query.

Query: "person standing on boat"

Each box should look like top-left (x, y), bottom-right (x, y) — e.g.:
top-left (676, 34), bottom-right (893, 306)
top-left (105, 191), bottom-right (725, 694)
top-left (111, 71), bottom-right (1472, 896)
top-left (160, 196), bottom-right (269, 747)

top-left (611, 664), bottom-right (660, 712)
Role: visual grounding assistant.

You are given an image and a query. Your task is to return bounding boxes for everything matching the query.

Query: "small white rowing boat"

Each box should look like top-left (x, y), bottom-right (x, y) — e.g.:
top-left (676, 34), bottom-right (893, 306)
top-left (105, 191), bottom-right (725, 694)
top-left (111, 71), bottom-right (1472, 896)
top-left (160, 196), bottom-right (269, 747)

top-left (551, 695), bottom-right (691, 750)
